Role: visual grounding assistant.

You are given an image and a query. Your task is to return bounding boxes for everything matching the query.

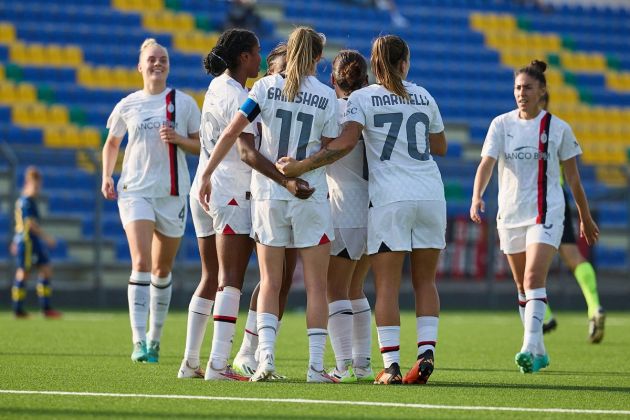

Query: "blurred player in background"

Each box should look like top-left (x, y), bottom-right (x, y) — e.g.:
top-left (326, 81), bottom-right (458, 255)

top-left (11, 166), bottom-right (61, 319)
top-left (324, 50), bottom-right (374, 383)
top-left (233, 42), bottom-right (298, 380)
top-left (471, 60), bottom-right (599, 374)
top-left (277, 34), bottom-right (448, 386)
top-left (539, 92), bottom-right (605, 344)
top-left (102, 38), bottom-right (201, 363)
top-left (198, 26), bottom-right (338, 383)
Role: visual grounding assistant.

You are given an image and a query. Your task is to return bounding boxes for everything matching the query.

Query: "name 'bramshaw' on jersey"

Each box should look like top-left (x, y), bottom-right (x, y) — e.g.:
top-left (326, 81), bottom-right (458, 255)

top-left (266, 86), bottom-right (330, 110)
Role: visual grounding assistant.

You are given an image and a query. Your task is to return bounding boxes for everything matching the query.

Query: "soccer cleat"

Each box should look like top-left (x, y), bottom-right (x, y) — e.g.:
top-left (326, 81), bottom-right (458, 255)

top-left (177, 359), bottom-right (205, 379)
top-left (146, 341), bottom-right (160, 363)
top-left (403, 350), bottom-right (434, 385)
top-left (42, 309), bottom-right (62, 319)
top-left (14, 310), bottom-right (30, 319)
top-left (329, 365), bottom-right (357, 383)
top-left (131, 341), bottom-right (148, 363)
top-left (233, 353), bottom-right (257, 377)
top-left (204, 362), bottom-right (249, 381)
top-left (307, 366), bottom-right (339, 383)
top-left (354, 365), bottom-right (375, 382)
top-left (269, 371), bottom-right (287, 381)
top-left (250, 353), bottom-right (275, 382)
top-left (515, 351), bottom-right (534, 374)
top-left (542, 318), bottom-right (557, 335)
top-left (374, 362), bottom-right (403, 385)
top-left (533, 354), bottom-right (550, 372)
top-left (588, 308), bottom-right (606, 344)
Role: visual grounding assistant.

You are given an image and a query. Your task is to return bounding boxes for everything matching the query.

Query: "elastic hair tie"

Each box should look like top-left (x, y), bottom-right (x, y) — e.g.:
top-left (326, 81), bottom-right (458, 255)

top-left (211, 51), bottom-right (228, 67)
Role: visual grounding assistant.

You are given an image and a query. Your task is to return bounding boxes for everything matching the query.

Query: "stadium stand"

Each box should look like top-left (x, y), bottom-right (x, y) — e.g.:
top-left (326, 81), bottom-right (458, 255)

top-left (0, 0), bottom-right (627, 274)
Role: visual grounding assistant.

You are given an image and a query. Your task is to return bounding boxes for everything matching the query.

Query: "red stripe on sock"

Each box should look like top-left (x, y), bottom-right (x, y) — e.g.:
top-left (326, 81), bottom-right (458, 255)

top-left (417, 341), bottom-right (436, 348)
top-left (527, 297), bottom-right (548, 304)
top-left (380, 345), bottom-right (400, 353)
top-left (245, 329), bottom-right (258, 336)
top-left (518, 300), bottom-right (527, 307)
top-left (214, 315), bottom-right (237, 323)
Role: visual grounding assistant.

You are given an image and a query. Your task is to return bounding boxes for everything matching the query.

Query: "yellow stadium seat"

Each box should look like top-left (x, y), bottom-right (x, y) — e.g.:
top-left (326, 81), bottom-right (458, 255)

top-left (64, 46), bottom-right (83, 66)
top-left (81, 127), bottom-right (101, 148)
top-left (93, 66), bottom-right (114, 89)
top-left (0, 82), bottom-right (16, 103)
top-left (9, 42), bottom-right (28, 64)
top-left (16, 83), bottom-right (37, 103)
top-left (46, 44), bottom-right (64, 67)
top-left (173, 13), bottom-right (194, 31)
top-left (48, 105), bottom-right (69, 124)
top-left (0, 22), bottom-right (16, 43)
top-left (27, 43), bottom-right (46, 66)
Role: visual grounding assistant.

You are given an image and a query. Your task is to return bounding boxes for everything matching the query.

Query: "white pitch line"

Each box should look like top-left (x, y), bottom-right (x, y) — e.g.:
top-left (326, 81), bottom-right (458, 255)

top-left (1, 390), bottom-right (629, 416)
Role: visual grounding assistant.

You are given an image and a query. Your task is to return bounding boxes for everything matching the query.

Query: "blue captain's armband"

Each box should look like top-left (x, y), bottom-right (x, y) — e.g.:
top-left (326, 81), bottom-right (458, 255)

top-left (239, 98), bottom-right (261, 122)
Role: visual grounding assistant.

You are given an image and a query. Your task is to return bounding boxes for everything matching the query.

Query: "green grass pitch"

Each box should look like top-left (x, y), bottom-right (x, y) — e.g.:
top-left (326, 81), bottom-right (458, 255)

top-left (0, 310), bottom-right (629, 419)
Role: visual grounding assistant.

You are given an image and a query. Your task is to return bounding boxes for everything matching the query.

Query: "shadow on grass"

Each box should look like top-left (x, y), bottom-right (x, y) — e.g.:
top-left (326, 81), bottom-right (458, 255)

top-left (432, 381), bottom-right (630, 394)
top-left (0, 407), bottom-right (356, 419)
top-left (440, 366), bottom-right (630, 378)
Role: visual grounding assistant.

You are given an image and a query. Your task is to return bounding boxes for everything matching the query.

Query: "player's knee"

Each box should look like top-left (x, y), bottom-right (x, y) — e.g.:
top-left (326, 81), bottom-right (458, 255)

top-left (153, 267), bottom-right (171, 279)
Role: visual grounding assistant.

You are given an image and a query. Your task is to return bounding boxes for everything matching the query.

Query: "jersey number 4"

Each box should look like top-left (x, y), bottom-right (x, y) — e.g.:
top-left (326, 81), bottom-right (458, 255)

top-left (275, 109), bottom-right (314, 160)
top-left (374, 112), bottom-right (431, 161)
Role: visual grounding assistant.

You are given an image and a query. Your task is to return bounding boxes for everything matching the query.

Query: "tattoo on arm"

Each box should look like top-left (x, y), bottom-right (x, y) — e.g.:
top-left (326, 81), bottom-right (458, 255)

top-left (307, 145), bottom-right (350, 171)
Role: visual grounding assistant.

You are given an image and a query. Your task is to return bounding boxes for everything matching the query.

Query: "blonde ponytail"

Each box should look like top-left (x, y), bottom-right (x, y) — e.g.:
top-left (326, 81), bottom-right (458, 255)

top-left (283, 27), bottom-right (324, 101)
top-left (371, 35), bottom-right (409, 100)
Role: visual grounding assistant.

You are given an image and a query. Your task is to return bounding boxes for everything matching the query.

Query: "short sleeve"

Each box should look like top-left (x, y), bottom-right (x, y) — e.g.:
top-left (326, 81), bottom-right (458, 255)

top-left (481, 117), bottom-right (502, 159)
top-left (558, 123), bottom-right (582, 161)
top-left (344, 91), bottom-right (366, 127)
top-left (429, 96), bottom-right (444, 133)
top-left (106, 101), bottom-right (127, 138)
top-left (186, 96), bottom-right (201, 134)
top-left (21, 198), bottom-right (35, 219)
top-left (320, 92), bottom-right (340, 138)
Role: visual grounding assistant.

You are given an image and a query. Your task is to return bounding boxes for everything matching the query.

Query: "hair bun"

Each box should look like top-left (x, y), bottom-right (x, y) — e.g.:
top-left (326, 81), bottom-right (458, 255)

top-left (530, 59), bottom-right (547, 73)
top-left (203, 45), bottom-right (231, 76)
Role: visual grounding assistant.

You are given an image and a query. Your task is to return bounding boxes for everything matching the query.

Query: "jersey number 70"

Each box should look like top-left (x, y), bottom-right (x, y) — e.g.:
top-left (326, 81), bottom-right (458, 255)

top-left (375, 112), bottom-right (431, 161)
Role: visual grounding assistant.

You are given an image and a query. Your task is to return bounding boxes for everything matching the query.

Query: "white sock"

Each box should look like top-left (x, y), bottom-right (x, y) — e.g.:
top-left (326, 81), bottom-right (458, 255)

top-left (351, 298), bottom-right (372, 368)
top-left (416, 316), bottom-right (438, 356)
top-left (518, 292), bottom-right (527, 326)
top-left (147, 273), bottom-right (172, 343)
top-left (237, 310), bottom-right (258, 357)
top-left (377, 326), bottom-right (400, 368)
top-left (328, 300), bottom-right (353, 371)
top-left (209, 286), bottom-right (241, 369)
top-left (307, 328), bottom-right (328, 372)
top-left (128, 271), bottom-right (151, 343)
top-left (522, 288), bottom-right (547, 355)
top-left (257, 312), bottom-right (278, 362)
top-left (184, 295), bottom-right (214, 367)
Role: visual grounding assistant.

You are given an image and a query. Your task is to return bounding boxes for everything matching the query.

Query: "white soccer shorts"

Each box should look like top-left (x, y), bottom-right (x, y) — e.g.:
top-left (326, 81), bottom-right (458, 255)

top-left (208, 198), bottom-right (252, 236)
top-left (190, 196), bottom-right (215, 238)
top-left (118, 195), bottom-right (187, 238)
top-left (498, 218), bottom-right (564, 254)
top-left (251, 199), bottom-right (334, 248)
top-left (368, 200), bottom-right (446, 254)
top-left (330, 227), bottom-right (367, 261)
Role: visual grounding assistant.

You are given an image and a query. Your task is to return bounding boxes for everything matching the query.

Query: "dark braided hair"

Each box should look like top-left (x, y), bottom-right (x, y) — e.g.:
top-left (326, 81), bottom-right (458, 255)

top-left (203, 29), bottom-right (258, 76)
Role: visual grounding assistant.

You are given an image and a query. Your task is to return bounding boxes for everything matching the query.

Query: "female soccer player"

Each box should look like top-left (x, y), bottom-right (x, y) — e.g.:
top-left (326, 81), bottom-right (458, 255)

top-left (198, 26), bottom-right (339, 383)
top-left (178, 29), bottom-right (262, 380)
top-left (233, 43), bottom-right (299, 379)
top-left (11, 166), bottom-right (61, 319)
top-left (102, 38), bottom-right (201, 363)
top-left (538, 93), bottom-right (605, 343)
top-left (324, 50), bottom-right (374, 383)
top-left (470, 60), bottom-right (599, 373)
top-left (277, 35), bottom-right (448, 385)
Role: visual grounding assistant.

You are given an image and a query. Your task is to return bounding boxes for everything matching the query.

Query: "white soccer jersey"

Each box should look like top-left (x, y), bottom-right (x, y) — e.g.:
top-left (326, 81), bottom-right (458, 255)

top-left (481, 109), bottom-right (582, 228)
top-left (326, 98), bottom-right (368, 228)
top-left (239, 74), bottom-right (339, 201)
top-left (107, 88), bottom-right (200, 198)
top-left (345, 81), bottom-right (445, 206)
top-left (190, 74), bottom-right (255, 207)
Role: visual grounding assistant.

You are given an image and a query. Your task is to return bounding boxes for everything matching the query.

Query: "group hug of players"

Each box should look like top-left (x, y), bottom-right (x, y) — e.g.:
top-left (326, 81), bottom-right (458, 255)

top-left (94, 25), bottom-right (604, 384)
